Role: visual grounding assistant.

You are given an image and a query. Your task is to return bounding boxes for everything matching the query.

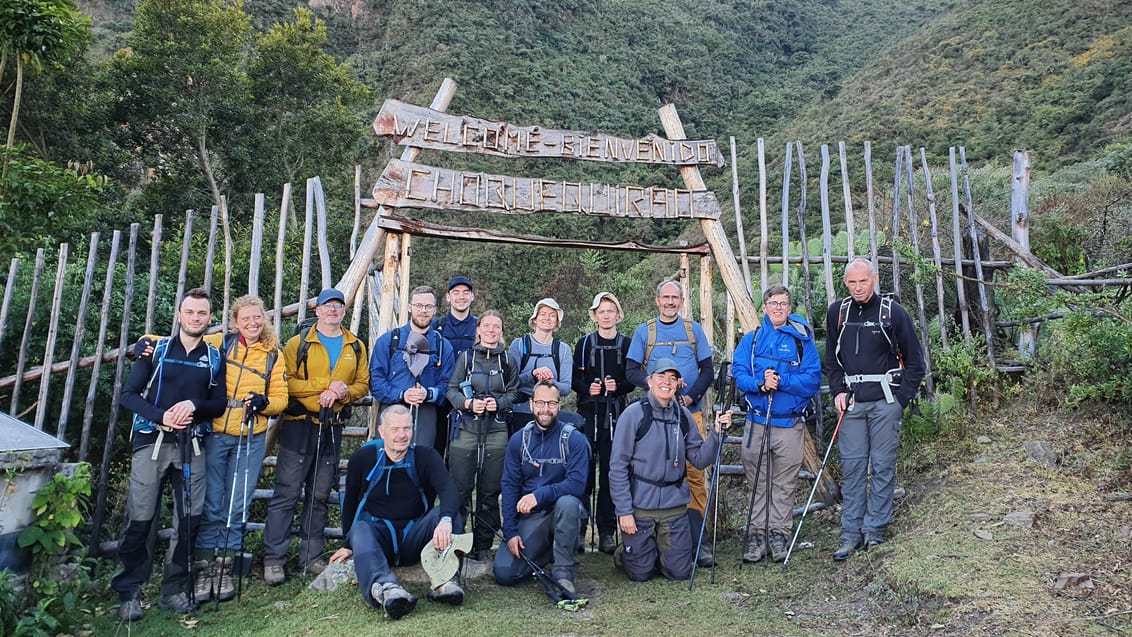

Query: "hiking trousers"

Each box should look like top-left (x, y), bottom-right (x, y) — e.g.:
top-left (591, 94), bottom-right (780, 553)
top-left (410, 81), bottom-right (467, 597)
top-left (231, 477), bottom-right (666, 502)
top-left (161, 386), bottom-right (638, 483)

top-left (620, 505), bottom-right (694, 581)
top-left (837, 399), bottom-right (903, 543)
top-left (493, 494), bottom-right (586, 585)
top-left (448, 428), bottom-right (507, 552)
top-left (740, 419), bottom-right (805, 535)
top-left (197, 430), bottom-right (266, 553)
top-left (351, 507), bottom-right (461, 609)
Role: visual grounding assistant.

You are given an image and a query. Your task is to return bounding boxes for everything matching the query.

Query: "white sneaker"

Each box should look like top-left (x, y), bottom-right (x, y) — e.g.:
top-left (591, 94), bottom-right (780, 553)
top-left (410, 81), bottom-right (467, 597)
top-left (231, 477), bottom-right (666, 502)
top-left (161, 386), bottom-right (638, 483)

top-left (426, 577), bottom-right (464, 605)
top-left (372, 582), bottom-right (416, 620)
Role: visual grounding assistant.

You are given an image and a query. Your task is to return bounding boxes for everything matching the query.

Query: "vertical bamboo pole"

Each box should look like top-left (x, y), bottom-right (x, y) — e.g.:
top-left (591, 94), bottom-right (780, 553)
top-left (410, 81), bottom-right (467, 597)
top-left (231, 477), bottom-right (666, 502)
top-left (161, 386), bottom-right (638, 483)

top-left (781, 142), bottom-right (792, 288)
top-left (948, 149), bottom-right (973, 343)
top-left (678, 253), bottom-right (692, 319)
top-left (729, 137), bottom-right (752, 292)
top-left (819, 144), bottom-right (836, 306)
top-left (757, 138), bottom-right (768, 294)
top-left (172, 209), bottom-right (194, 334)
top-left (274, 183), bottom-right (291, 335)
top-left (902, 147), bottom-right (934, 393)
top-left (367, 270), bottom-right (384, 439)
top-left (92, 223), bottom-right (139, 553)
top-left (249, 193), bottom-right (265, 298)
top-left (314, 176), bottom-right (333, 289)
top-left (1012, 150), bottom-right (1036, 358)
top-left (397, 234), bottom-right (412, 326)
top-left (33, 244), bottom-right (68, 430)
top-left (890, 149), bottom-right (903, 297)
top-left (10, 248), bottom-right (45, 416)
top-left (298, 179), bottom-right (315, 327)
top-left (920, 148), bottom-right (950, 350)
top-left (145, 215), bottom-right (162, 334)
top-left (699, 255), bottom-right (714, 345)
top-left (795, 143), bottom-right (817, 331)
top-left (960, 148), bottom-right (996, 368)
top-left (351, 165), bottom-right (362, 259)
top-left (203, 206), bottom-right (219, 293)
top-left (57, 235), bottom-right (100, 441)
top-left (80, 230), bottom-right (121, 461)
top-left (839, 141), bottom-right (856, 260)
top-left (864, 141), bottom-right (879, 272)
top-left (0, 258), bottom-right (19, 360)
top-left (220, 196), bottom-right (232, 333)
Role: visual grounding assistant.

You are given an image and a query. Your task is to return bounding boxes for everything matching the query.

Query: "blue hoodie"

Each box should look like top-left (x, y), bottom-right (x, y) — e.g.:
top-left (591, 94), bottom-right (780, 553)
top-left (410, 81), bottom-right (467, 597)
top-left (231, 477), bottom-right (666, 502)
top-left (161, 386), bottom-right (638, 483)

top-left (733, 313), bottom-right (822, 427)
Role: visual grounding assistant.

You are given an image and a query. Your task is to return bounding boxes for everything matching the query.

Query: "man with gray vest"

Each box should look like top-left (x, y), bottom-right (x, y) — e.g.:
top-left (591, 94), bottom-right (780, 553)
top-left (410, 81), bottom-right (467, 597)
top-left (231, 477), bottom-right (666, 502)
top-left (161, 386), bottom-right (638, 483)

top-left (825, 258), bottom-right (926, 560)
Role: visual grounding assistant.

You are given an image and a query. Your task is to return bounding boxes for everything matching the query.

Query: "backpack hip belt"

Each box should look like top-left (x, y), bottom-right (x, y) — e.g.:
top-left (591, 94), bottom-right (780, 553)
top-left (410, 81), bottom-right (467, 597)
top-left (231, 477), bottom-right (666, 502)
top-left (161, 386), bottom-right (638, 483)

top-left (844, 367), bottom-right (903, 404)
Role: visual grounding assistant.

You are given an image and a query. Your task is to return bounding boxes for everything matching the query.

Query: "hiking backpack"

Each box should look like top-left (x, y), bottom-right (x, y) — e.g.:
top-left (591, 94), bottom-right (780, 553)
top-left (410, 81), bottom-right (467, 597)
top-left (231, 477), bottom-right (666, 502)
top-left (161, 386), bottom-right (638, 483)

top-left (518, 334), bottom-right (562, 374)
top-left (520, 421), bottom-right (578, 470)
top-left (641, 317), bottom-right (697, 372)
top-left (131, 337), bottom-right (223, 435)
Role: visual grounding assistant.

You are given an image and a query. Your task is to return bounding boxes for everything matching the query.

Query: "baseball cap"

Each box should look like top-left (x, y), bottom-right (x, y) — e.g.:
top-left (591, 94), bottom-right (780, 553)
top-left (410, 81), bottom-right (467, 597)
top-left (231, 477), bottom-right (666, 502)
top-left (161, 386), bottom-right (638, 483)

top-left (652, 358), bottom-right (682, 378)
top-left (588, 292), bottom-right (624, 320)
top-left (316, 288), bottom-right (345, 305)
top-left (528, 298), bottom-right (564, 328)
top-left (447, 276), bottom-right (473, 291)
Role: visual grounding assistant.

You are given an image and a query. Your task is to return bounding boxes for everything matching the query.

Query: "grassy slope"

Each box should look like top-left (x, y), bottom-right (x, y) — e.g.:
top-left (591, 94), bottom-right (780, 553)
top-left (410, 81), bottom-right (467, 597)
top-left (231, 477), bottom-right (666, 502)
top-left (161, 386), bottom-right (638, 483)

top-left (86, 398), bottom-right (1131, 636)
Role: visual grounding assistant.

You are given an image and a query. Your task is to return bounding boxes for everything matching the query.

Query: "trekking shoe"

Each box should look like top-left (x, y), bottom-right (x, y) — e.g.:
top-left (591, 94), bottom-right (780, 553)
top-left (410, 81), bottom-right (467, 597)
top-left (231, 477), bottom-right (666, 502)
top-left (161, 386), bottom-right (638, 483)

top-left (118, 598), bottom-right (143, 622)
top-left (864, 535), bottom-right (885, 549)
top-left (306, 559), bottom-right (328, 575)
top-left (556, 578), bottom-right (576, 597)
top-left (598, 533), bottom-right (617, 554)
top-left (832, 539), bottom-right (864, 561)
top-left (696, 544), bottom-right (716, 568)
top-left (469, 549), bottom-right (493, 562)
top-left (742, 534), bottom-right (766, 563)
top-left (612, 544), bottom-right (625, 570)
top-left (372, 582), bottom-right (417, 620)
top-left (214, 557), bottom-right (235, 601)
top-left (769, 530), bottom-right (789, 562)
top-left (193, 560), bottom-right (214, 602)
top-left (264, 564), bottom-right (286, 586)
top-left (158, 591), bottom-right (198, 614)
top-left (577, 536), bottom-right (586, 554)
top-left (426, 577), bottom-right (465, 606)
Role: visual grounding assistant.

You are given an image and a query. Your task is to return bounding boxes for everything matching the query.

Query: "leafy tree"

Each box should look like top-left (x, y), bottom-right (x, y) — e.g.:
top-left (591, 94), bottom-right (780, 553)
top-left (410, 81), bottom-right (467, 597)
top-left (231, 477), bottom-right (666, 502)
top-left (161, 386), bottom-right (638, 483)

top-left (0, 146), bottom-right (108, 255)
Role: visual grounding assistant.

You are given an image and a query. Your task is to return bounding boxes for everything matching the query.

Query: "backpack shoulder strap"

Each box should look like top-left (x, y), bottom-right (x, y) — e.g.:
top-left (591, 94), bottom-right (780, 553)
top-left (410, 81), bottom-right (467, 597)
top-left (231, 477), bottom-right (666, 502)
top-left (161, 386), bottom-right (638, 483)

top-left (682, 318), bottom-right (697, 352)
top-left (643, 318), bottom-right (658, 368)
top-left (295, 326), bottom-right (313, 379)
top-left (519, 333), bottom-right (532, 370)
top-left (559, 423), bottom-right (575, 463)
top-left (634, 397), bottom-right (653, 442)
top-left (550, 338), bottom-right (562, 373)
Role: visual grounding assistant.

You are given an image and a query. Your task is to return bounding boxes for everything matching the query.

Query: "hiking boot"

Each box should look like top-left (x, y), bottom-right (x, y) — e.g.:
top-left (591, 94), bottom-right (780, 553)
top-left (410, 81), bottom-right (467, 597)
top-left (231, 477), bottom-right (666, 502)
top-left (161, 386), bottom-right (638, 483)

top-left (426, 577), bottom-right (465, 606)
top-left (264, 564), bottom-right (286, 586)
top-left (864, 535), bottom-right (885, 549)
top-left (742, 534), bottom-right (765, 563)
top-left (214, 557), bottom-right (235, 601)
top-left (833, 538), bottom-right (864, 561)
top-left (306, 558), bottom-right (328, 575)
top-left (556, 578), bottom-right (576, 597)
top-left (158, 591), bottom-right (198, 614)
top-left (118, 598), bottom-right (143, 622)
top-left (469, 549), bottom-right (493, 562)
top-left (193, 560), bottom-right (214, 602)
top-left (372, 582), bottom-right (417, 620)
top-left (577, 536), bottom-right (586, 554)
top-left (696, 544), bottom-right (715, 567)
top-left (598, 533), bottom-right (617, 554)
top-left (769, 530), bottom-right (789, 562)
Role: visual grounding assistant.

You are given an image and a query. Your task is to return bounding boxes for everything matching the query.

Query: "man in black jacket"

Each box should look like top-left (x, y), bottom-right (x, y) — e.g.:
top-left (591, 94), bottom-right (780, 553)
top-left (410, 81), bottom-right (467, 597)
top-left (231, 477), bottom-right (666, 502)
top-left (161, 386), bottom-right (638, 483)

top-left (329, 405), bottom-right (464, 620)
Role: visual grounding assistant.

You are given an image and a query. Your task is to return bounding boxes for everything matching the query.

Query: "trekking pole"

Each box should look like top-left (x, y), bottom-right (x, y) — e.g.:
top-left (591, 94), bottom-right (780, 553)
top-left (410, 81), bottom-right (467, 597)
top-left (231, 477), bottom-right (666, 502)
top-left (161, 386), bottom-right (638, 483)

top-left (761, 405), bottom-right (774, 566)
top-left (689, 408), bottom-right (730, 591)
top-left (782, 402), bottom-right (848, 570)
top-left (471, 514), bottom-right (588, 610)
top-left (236, 408), bottom-right (253, 601)
top-left (740, 391), bottom-right (772, 570)
top-left (181, 428), bottom-right (196, 605)
top-left (303, 406), bottom-right (330, 577)
top-left (712, 375), bottom-right (738, 583)
top-left (219, 406), bottom-right (255, 607)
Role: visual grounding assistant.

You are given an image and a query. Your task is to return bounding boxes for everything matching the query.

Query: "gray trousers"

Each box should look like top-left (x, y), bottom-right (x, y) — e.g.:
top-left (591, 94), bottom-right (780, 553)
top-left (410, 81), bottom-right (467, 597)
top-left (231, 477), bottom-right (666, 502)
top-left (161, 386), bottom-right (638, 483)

top-left (447, 429), bottom-right (507, 552)
top-left (740, 420), bottom-right (805, 535)
top-left (837, 399), bottom-right (903, 543)
top-left (262, 420), bottom-right (341, 568)
top-left (493, 495), bottom-right (586, 584)
top-left (620, 505), bottom-right (694, 581)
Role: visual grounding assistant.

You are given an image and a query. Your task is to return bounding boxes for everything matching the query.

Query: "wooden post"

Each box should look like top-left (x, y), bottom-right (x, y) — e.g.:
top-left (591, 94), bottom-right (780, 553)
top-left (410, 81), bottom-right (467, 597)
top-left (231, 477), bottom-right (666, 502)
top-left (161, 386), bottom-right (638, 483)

top-left (0, 258), bottom-right (19, 360)
top-left (313, 176), bottom-right (333, 289)
top-left (864, 141), bottom-right (879, 271)
top-left (298, 179), bottom-right (314, 327)
top-left (249, 193), bottom-right (265, 297)
top-left (1012, 150), bottom-right (1036, 358)
top-left (274, 183), bottom-right (291, 335)
top-left (890, 149), bottom-right (903, 297)
top-left (351, 165), bottom-right (362, 259)
top-left (795, 143), bottom-right (817, 330)
top-left (902, 147), bottom-right (934, 394)
top-left (10, 248), bottom-right (44, 416)
top-left (80, 230), bottom-right (121, 461)
top-left (699, 255), bottom-right (714, 345)
top-left (657, 104), bottom-right (757, 331)
top-left (203, 206), bottom-right (218, 293)
top-left (729, 137), bottom-right (752, 292)
top-left (398, 234), bottom-right (412, 326)
top-left (57, 235), bottom-right (100, 441)
top-left (757, 138), bottom-right (768, 294)
top-left (145, 214), bottom-right (162, 334)
top-left (34, 244), bottom-right (68, 430)
top-left (220, 196), bottom-right (232, 333)
top-left (725, 294), bottom-right (736, 361)
top-left (377, 234), bottom-right (402, 336)
top-left (920, 148), bottom-right (950, 350)
top-left (172, 209), bottom-right (194, 334)
top-left (839, 141), bottom-right (855, 260)
top-left (819, 145), bottom-right (836, 306)
top-left (959, 148), bottom-right (997, 368)
top-left (781, 142), bottom-right (792, 288)
top-left (948, 149), bottom-right (973, 343)
top-left (679, 253), bottom-right (692, 320)
top-left (91, 223), bottom-right (139, 554)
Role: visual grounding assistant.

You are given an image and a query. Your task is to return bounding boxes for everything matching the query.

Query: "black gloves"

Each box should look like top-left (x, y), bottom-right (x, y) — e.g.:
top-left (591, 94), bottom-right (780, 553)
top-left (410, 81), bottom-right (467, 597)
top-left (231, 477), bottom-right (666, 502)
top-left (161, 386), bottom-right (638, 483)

top-left (247, 392), bottom-right (269, 414)
top-left (132, 337), bottom-right (154, 360)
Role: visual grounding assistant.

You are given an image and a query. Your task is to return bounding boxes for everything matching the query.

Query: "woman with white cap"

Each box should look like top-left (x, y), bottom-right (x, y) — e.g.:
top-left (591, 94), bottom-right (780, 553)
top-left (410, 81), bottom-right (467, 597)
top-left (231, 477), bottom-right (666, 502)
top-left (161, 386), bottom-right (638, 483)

top-left (506, 298), bottom-right (574, 436)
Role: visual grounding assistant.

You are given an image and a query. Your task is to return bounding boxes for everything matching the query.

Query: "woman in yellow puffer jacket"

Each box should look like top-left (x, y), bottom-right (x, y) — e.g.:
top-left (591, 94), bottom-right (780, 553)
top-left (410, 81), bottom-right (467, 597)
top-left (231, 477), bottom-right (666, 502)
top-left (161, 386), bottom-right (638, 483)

top-left (195, 295), bottom-right (288, 601)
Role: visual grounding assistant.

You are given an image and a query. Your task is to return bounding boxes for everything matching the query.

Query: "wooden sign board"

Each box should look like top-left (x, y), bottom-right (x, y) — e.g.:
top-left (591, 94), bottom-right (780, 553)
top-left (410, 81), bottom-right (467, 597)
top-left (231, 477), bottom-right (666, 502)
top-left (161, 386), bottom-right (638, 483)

top-left (374, 99), bottom-right (725, 168)
top-left (372, 158), bottom-right (722, 220)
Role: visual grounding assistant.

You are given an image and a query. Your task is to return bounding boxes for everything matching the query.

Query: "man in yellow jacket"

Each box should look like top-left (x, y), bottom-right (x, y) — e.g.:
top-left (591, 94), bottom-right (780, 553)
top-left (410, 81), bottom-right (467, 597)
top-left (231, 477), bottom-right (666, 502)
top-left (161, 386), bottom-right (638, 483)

top-left (263, 288), bottom-right (370, 585)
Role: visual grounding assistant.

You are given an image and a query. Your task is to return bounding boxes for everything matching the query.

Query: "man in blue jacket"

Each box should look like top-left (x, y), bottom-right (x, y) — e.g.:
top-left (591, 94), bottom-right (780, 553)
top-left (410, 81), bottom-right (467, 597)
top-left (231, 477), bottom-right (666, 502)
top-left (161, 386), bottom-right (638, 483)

top-left (494, 381), bottom-right (590, 596)
top-left (825, 258), bottom-right (926, 560)
top-left (733, 284), bottom-right (821, 563)
top-left (370, 285), bottom-right (455, 448)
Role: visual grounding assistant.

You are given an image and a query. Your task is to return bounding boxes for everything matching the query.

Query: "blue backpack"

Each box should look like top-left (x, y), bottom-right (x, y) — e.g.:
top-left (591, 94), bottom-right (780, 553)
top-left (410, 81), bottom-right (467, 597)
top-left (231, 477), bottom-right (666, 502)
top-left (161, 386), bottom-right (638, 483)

top-left (131, 337), bottom-right (222, 436)
top-left (352, 439), bottom-right (430, 565)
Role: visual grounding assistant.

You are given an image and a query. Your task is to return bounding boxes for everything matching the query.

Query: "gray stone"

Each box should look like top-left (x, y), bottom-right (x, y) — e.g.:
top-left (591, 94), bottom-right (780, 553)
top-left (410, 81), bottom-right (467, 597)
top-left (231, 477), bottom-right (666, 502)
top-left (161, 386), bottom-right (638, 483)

top-left (1023, 441), bottom-right (1059, 470)
top-left (1052, 572), bottom-right (1093, 590)
top-left (309, 559), bottom-right (355, 592)
top-left (969, 512), bottom-right (993, 522)
top-left (976, 436), bottom-right (991, 444)
top-left (1003, 511), bottom-right (1035, 528)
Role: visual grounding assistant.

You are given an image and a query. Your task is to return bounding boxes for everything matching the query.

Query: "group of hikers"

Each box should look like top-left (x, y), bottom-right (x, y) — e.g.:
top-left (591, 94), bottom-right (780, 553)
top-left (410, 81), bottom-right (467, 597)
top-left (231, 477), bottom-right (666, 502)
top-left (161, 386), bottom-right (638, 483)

top-left (112, 256), bottom-right (925, 623)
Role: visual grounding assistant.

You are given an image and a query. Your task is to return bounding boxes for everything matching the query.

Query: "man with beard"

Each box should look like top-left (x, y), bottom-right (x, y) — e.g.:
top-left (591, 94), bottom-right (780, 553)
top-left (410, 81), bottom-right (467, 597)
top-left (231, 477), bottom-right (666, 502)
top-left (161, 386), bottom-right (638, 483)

top-left (494, 381), bottom-right (590, 596)
top-left (113, 288), bottom-right (228, 620)
top-left (370, 285), bottom-right (455, 449)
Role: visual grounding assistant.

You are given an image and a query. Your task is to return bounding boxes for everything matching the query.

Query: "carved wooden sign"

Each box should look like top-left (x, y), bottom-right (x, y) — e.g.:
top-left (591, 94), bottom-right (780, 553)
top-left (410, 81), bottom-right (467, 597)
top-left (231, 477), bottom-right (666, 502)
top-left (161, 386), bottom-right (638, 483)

top-left (372, 158), bottom-right (722, 219)
top-left (374, 99), bottom-right (725, 168)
